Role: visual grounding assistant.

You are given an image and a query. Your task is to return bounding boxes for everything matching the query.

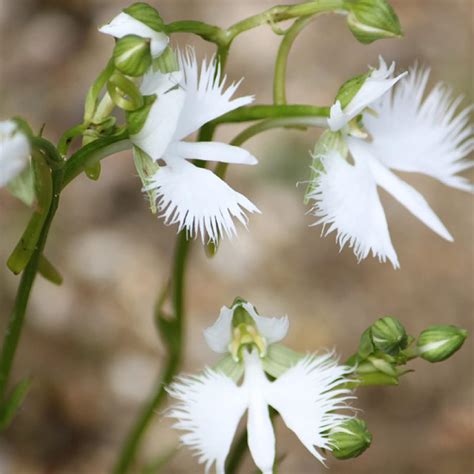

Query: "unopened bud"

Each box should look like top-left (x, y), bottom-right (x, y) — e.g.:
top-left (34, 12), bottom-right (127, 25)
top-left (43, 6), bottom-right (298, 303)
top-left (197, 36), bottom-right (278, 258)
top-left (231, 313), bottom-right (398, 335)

top-left (113, 35), bottom-right (152, 76)
top-left (417, 325), bottom-right (467, 363)
top-left (330, 418), bottom-right (372, 460)
top-left (371, 316), bottom-right (407, 356)
top-left (344, 0), bottom-right (402, 44)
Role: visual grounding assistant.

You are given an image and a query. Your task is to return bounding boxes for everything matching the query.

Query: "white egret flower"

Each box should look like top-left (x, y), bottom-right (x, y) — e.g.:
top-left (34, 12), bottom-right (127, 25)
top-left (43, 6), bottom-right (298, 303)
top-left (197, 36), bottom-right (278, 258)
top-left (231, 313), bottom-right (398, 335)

top-left (0, 120), bottom-right (30, 188)
top-left (168, 300), bottom-right (354, 473)
top-left (99, 8), bottom-right (168, 58)
top-left (132, 49), bottom-right (259, 243)
top-left (309, 60), bottom-right (473, 268)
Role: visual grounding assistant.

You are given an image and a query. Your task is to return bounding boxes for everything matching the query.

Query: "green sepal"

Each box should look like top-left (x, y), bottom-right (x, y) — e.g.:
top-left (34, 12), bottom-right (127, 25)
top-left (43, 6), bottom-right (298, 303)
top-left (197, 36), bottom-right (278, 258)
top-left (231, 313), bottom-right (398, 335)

top-left (123, 2), bottom-right (165, 32)
top-left (126, 94), bottom-right (157, 135)
top-left (7, 152), bottom-right (52, 275)
top-left (205, 240), bottom-right (219, 258)
top-left (133, 146), bottom-right (160, 213)
top-left (84, 162), bottom-right (102, 181)
top-left (0, 378), bottom-right (32, 431)
top-left (214, 355), bottom-right (244, 382)
top-left (357, 327), bottom-right (374, 359)
top-left (38, 254), bottom-right (63, 285)
top-left (330, 418), bottom-right (372, 460)
top-left (417, 325), bottom-right (468, 363)
top-left (153, 46), bottom-right (179, 73)
top-left (367, 355), bottom-right (398, 377)
top-left (344, 0), bottom-right (402, 44)
top-left (113, 34), bottom-right (152, 77)
top-left (7, 162), bottom-right (35, 207)
top-left (355, 371), bottom-right (399, 386)
top-left (261, 343), bottom-right (305, 378)
top-left (335, 72), bottom-right (370, 109)
top-left (304, 130), bottom-right (347, 203)
top-left (107, 72), bottom-right (144, 111)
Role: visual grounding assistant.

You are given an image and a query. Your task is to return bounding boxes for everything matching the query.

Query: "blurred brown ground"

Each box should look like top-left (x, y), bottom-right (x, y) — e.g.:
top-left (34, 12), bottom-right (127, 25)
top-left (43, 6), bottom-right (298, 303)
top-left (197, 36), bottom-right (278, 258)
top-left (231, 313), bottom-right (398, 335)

top-left (0, 0), bottom-right (473, 473)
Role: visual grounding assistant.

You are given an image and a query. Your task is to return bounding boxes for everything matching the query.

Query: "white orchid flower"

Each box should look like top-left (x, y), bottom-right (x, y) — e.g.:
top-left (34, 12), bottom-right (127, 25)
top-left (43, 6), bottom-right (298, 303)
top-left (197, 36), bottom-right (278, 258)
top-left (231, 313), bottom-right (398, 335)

top-left (99, 11), bottom-right (168, 58)
top-left (0, 120), bottom-right (30, 188)
top-left (309, 61), bottom-right (473, 268)
top-left (132, 49), bottom-right (259, 243)
top-left (168, 301), bottom-right (354, 473)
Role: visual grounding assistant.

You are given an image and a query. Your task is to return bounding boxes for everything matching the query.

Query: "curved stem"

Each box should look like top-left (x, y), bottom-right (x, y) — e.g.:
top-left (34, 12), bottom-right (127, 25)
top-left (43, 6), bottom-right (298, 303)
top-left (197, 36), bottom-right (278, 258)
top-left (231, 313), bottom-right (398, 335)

top-left (212, 104), bottom-right (329, 125)
top-left (0, 166), bottom-right (63, 402)
top-left (273, 16), bottom-right (315, 104)
top-left (216, 116), bottom-right (327, 179)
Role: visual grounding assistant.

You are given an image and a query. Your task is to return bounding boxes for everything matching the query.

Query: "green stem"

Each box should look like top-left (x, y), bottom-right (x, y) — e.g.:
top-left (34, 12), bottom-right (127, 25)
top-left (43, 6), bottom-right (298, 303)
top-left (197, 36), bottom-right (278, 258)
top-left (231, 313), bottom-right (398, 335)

top-left (112, 233), bottom-right (191, 474)
top-left (0, 166), bottom-right (63, 402)
top-left (273, 16), bottom-right (315, 104)
top-left (212, 104), bottom-right (329, 125)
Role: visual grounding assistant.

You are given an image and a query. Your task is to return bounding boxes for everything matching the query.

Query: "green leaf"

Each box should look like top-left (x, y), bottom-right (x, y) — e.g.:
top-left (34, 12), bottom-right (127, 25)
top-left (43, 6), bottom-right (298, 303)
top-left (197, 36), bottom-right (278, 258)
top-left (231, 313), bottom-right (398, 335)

top-left (0, 378), bottom-right (32, 430)
top-left (38, 254), bottom-right (63, 285)
top-left (358, 327), bottom-right (374, 359)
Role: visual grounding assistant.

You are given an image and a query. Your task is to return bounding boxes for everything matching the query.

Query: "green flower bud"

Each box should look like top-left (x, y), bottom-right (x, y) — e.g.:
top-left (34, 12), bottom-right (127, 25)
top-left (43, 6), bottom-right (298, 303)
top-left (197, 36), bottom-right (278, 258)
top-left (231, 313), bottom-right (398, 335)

top-left (330, 419), bottom-right (372, 460)
top-left (417, 325), bottom-right (468, 363)
top-left (344, 0), bottom-right (402, 44)
top-left (113, 35), bottom-right (152, 77)
top-left (371, 316), bottom-right (408, 356)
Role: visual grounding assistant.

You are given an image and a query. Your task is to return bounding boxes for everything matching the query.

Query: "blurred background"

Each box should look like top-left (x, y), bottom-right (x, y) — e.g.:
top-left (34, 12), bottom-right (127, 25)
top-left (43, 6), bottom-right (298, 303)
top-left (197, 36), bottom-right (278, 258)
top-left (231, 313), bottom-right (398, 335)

top-left (0, 0), bottom-right (473, 473)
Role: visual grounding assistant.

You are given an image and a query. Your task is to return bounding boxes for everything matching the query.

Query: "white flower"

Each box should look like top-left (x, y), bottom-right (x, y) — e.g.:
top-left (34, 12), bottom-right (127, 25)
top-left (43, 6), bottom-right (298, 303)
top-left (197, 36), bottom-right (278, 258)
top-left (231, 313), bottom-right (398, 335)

top-left (168, 304), bottom-right (354, 473)
top-left (99, 11), bottom-right (168, 58)
top-left (0, 120), bottom-right (30, 188)
top-left (327, 57), bottom-right (406, 132)
top-left (309, 62), bottom-right (473, 268)
top-left (133, 49), bottom-right (259, 243)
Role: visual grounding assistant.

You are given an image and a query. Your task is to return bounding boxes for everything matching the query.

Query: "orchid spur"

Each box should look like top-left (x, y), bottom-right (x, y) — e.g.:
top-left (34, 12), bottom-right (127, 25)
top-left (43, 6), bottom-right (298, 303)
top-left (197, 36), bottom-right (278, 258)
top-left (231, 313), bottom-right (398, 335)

top-left (167, 300), bottom-right (357, 473)
top-left (308, 57), bottom-right (473, 268)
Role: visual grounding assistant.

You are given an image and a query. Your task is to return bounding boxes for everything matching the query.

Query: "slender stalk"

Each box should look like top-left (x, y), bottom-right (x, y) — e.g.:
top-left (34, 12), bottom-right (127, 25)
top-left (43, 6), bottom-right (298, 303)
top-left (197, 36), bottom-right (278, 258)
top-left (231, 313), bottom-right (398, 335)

top-left (112, 233), bottom-right (191, 474)
top-left (273, 16), bottom-right (315, 104)
top-left (0, 166), bottom-right (63, 401)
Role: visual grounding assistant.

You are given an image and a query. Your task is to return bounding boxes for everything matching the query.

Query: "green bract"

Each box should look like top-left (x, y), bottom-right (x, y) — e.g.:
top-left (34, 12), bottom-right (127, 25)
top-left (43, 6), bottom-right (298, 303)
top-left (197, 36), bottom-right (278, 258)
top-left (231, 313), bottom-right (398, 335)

top-left (334, 72), bottom-right (370, 109)
top-left (123, 2), bottom-right (165, 32)
top-left (417, 325), bottom-right (468, 363)
top-left (330, 418), bottom-right (372, 460)
top-left (113, 35), bottom-right (152, 77)
top-left (344, 0), bottom-right (402, 44)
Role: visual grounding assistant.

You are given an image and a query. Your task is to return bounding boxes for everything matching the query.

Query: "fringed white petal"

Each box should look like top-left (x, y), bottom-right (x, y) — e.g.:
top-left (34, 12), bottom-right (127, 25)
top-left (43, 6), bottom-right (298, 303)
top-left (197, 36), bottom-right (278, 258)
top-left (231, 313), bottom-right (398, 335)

top-left (328, 56), bottom-right (407, 131)
top-left (0, 121), bottom-right (30, 187)
top-left (308, 149), bottom-right (399, 268)
top-left (172, 48), bottom-right (254, 140)
top-left (98, 12), bottom-right (169, 57)
top-left (131, 88), bottom-right (186, 160)
top-left (167, 369), bottom-right (247, 473)
top-left (364, 65), bottom-right (474, 192)
top-left (264, 352), bottom-right (355, 464)
top-left (362, 144), bottom-right (454, 241)
top-left (203, 306), bottom-right (234, 353)
top-left (243, 303), bottom-right (289, 346)
top-left (147, 158), bottom-right (259, 243)
top-left (167, 141), bottom-right (258, 165)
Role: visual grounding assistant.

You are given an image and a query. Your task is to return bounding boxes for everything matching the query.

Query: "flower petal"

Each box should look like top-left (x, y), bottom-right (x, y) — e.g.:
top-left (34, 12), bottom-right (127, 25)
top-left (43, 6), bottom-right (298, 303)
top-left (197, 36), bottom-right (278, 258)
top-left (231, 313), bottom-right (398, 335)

top-left (172, 48), bottom-right (254, 140)
top-left (328, 56), bottom-right (406, 131)
top-left (203, 305), bottom-right (233, 353)
top-left (98, 12), bottom-right (169, 57)
top-left (364, 65), bottom-right (474, 192)
top-left (146, 158), bottom-right (259, 243)
top-left (307, 148), bottom-right (399, 268)
top-left (140, 70), bottom-right (182, 96)
top-left (0, 121), bottom-right (30, 187)
top-left (167, 369), bottom-right (247, 473)
top-left (243, 351), bottom-right (276, 474)
top-left (167, 141), bottom-right (258, 165)
top-left (243, 303), bottom-right (289, 346)
top-left (354, 140), bottom-right (454, 241)
top-left (264, 353), bottom-right (355, 464)
top-left (131, 88), bottom-right (186, 159)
